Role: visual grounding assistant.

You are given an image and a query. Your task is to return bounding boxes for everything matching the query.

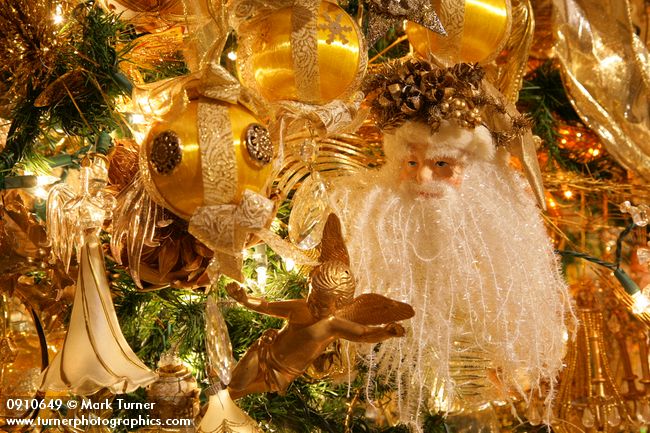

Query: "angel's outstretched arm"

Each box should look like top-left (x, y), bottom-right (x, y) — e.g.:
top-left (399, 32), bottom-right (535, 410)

top-left (331, 317), bottom-right (405, 343)
top-left (226, 283), bottom-right (304, 319)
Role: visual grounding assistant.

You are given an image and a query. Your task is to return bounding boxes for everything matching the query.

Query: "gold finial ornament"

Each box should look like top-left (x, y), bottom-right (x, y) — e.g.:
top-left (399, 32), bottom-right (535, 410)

top-left (235, 0), bottom-right (366, 104)
top-left (226, 214), bottom-right (415, 399)
top-left (405, 0), bottom-right (511, 65)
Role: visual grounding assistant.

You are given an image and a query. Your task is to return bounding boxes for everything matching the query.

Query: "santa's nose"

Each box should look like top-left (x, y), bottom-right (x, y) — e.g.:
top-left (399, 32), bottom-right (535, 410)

top-left (416, 165), bottom-right (434, 184)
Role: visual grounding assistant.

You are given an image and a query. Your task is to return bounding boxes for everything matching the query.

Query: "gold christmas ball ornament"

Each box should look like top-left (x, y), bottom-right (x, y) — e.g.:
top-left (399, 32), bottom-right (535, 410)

top-left (141, 98), bottom-right (275, 220)
top-left (405, 0), bottom-right (511, 65)
top-left (236, 1), bottom-right (366, 104)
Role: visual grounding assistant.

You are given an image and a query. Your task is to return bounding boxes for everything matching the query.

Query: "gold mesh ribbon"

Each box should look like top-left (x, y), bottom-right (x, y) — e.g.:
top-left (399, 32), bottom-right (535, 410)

top-left (436, 0), bottom-right (465, 64)
top-left (554, 0), bottom-right (650, 180)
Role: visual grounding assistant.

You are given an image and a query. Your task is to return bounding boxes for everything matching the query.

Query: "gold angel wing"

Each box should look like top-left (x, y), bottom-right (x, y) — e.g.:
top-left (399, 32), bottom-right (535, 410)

top-left (335, 293), bottom-right (415, 326)
top-left (319, 213), bottom-right (349, 265)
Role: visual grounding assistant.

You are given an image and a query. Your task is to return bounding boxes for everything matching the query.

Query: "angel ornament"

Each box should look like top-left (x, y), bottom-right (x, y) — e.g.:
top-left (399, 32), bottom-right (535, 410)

top-left (226, 214), bottom-right (415, 399)
top-left (40, 154), bottom-right (157, 395)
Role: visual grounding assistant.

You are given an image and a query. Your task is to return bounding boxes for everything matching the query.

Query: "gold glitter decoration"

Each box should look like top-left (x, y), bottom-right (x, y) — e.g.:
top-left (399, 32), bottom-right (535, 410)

top-left (364, 0), bottom-right (446, 47)
top-left (0, 0), bottom-right (73, 111)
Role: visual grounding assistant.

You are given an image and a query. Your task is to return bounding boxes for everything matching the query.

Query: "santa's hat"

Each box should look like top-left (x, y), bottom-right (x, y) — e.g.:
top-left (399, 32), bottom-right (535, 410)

top-left (364, 58), bottom-right (530, 153)
top-left (383, 120), bottom-right (496, 165)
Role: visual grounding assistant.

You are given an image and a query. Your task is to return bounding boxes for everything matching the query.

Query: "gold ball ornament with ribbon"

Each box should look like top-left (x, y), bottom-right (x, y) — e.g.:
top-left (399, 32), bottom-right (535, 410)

top-left (141, 99), bottom-right (275, 221)
top-left (405, 0), bottom-right (511, 65)
top-left (236, 0), bottom-right (366, 104)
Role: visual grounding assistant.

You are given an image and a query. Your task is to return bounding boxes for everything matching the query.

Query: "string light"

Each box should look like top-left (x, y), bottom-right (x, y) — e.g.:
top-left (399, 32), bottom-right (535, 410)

top-left (52, 4), bottom-right (64, 25)
top-left (227, 51), bottom-right (237, 61)
top-left (632, 290), bottom-right (650, 315)
top-left (32, 186), bottom-right (49, 200)
top-left (128, 113), bottom-right (146, 124)
top-left (253, 244), bottom-right (268, 290)
top-left (24, 172), bottom-right (59, 199)
top-left (556, 123), bottom-right (603, 162)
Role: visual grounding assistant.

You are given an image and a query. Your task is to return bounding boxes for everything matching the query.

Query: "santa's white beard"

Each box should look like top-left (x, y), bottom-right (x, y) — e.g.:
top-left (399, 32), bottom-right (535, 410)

top-left (331, 158), bottom-right (575, 428)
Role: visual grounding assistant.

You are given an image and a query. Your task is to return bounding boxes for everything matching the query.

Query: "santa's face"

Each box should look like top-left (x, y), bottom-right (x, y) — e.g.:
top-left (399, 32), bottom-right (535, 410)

top-left (385, 121), bottom-right (495, 200)
top-left (398, 143), bottom-right (464, 198)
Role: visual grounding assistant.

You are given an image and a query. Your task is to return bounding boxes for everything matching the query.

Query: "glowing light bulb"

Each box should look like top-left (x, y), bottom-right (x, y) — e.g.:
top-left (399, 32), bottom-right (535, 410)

top-left (632, 291), bottom-right (650, 315)
top-left (36, 175), bottom-right (59, 186)
top-left (563, 190), bottom-right (573, 199)
top-left (32, 186), bottom-right (49, 200)
top-left (227, 51), bottom-right (237, 61)
top-left (129, 113), bottom-right (146, 124)
top-left (256, 265), bottom-right (267, 288)
top-left (53, 4), bottom-right (64, 24)
top-left (30, 175), bottom-right (59, 200)
top-left (285, 258), bottom-right (295, 272)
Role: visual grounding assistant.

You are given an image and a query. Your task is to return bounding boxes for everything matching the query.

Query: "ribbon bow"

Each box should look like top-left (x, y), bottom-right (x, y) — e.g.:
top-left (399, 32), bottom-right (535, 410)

top-left (189, 190), bottom-right (275, 282)
top-left (131, 61), bottom-right (270, 121)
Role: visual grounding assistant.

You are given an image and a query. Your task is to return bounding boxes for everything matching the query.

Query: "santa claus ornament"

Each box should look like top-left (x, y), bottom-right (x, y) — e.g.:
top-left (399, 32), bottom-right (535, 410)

top-left (330, 59), bottom-right (576, 429)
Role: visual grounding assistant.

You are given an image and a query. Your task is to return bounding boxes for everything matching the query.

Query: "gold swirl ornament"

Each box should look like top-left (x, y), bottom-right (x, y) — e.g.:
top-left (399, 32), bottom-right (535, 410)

top-left (406, 0), bottom-right (511, 64)
top-left (142, 98), bottom-right (275, 220)
top-left (236, 1), bottom-right (366, 104)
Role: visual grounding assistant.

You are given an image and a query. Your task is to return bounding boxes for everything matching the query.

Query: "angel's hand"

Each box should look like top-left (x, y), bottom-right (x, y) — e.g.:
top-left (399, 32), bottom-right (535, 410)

top-left (226, 283), bottom-right (248, 304)
top-left (385, 322), bottom-right (405, 337)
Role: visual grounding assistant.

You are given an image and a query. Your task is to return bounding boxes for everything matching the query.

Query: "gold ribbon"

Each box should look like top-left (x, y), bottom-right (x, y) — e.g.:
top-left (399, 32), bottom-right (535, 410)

top-left (554, 0), bottom-right (650, 181)
top-left (188, 189), bottom-right (275, 281)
